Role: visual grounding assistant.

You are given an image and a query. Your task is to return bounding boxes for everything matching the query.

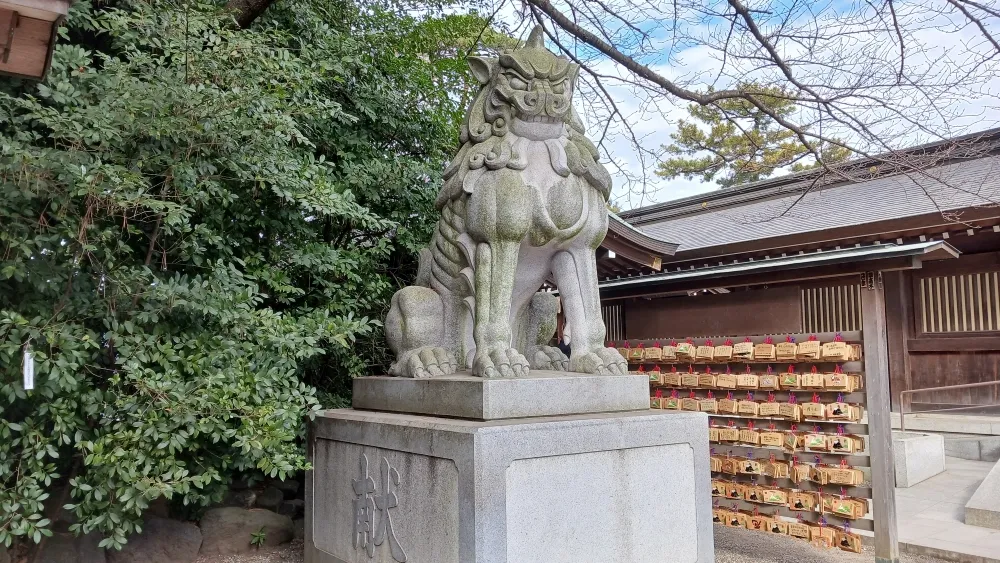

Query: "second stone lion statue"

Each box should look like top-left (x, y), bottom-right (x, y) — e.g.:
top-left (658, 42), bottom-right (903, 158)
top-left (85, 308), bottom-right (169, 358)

top-left (384, 26), bottom-right (628, 378)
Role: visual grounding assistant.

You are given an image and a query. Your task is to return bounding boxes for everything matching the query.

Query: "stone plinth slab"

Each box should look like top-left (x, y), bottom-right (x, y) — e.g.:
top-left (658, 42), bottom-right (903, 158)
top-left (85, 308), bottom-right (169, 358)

top-left (305, 409), bottom-right (714, 563)
top-left (966, 458), bottom-right (1000, 530)
top-left (352, 371), bottom-right (649, 420)
top-left (892, 431), bottom-right (946, 488)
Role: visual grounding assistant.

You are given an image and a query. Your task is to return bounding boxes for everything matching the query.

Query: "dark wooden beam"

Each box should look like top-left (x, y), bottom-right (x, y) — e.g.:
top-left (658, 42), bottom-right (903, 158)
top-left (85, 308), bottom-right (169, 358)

top-left (602, 235), bottom-right (662, 270)
top-left (601, 256), bottom-right (919, 300)
top-left (900, 272), bottom-right (914, 410)
top-left (883, 271), bottom-right (912, 411)
top-left (596, 258), bottom-right (627, 276)
top-left (907, 336), bottom-right (1000, 352)
top-left (912, 251), bottom-right (1000, 276)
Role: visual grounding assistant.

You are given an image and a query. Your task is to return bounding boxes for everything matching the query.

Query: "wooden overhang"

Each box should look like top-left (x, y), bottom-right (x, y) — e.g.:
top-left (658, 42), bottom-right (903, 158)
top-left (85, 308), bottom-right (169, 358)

top-left (598, 240), bottom-right (960, 300)
top-left (597, 212), bottom-right (679, 277)
top-left (0, 0), bottom-right (71, 80)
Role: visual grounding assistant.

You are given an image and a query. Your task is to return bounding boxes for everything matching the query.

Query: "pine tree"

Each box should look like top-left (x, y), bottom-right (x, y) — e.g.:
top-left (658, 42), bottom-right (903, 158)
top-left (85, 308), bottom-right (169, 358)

top-left (656, 83), bottom-right (852, 188)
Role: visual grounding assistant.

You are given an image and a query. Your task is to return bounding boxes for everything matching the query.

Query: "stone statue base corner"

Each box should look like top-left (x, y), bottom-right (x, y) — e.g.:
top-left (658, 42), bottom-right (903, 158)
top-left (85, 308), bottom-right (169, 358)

top-left (304, 382), bottom-right (715, 563)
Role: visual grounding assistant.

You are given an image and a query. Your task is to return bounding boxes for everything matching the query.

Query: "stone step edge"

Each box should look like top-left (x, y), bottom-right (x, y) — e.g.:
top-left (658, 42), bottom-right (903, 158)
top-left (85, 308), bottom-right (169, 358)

top-left (900, 540), bottom-right (1000, 563)
top-left (965, 458), bottom-right (1000, 530)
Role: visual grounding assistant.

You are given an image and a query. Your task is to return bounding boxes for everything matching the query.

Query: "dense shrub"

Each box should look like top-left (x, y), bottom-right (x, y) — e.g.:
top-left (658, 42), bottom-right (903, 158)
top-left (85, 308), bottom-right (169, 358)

top-left (0, 0), bottom-right (481, 550)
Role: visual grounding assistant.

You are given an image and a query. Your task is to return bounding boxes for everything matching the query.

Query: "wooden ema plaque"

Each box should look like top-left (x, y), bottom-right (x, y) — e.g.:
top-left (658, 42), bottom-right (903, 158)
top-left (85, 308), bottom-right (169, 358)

top-left (640, 331), bottom-right (874, 553)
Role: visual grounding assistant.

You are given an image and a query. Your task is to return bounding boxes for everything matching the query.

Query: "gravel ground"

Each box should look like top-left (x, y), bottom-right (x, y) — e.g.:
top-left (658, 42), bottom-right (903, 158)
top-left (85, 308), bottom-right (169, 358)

top-left (197, 530), bottom-right (956, 563)
top-left (194, 540), bottom-right (305, 563)
top-left (715, 527), bottom-right (948, 563)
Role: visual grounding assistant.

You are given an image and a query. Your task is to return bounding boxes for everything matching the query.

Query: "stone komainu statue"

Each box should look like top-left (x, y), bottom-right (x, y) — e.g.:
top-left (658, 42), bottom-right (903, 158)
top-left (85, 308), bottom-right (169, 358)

top-left (385, 26), bottom-right (628, 378)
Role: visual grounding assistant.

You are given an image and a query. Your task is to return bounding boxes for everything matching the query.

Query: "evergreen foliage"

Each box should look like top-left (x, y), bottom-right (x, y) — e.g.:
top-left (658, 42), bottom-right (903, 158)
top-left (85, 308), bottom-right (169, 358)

top-left (656, 83), bottom-right (852, 188)
top-left (0, 0), bottom-right (484, 550)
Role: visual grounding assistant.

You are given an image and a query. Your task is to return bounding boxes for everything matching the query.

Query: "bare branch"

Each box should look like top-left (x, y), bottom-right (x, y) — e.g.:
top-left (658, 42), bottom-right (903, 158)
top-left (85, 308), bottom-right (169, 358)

top-left (494, 0), bottom-right (1000, 215)
top-left (957, 0), bottom-right (1000, 20)
top-left (946, 0), bottom-right (1000, 54)
top-left (523, 0), bottom-right (742, 104)
top-left (885, 0), bottom-right (906, 82)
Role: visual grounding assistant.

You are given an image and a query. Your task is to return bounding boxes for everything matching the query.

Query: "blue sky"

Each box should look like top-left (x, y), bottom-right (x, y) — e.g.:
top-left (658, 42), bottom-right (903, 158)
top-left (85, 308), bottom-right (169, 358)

top-left (485, 1), bottom-right (1000, 210)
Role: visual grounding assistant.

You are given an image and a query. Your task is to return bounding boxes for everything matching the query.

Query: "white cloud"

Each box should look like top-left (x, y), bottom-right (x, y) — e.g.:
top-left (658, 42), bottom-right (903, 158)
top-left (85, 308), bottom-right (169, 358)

top-left (466, 0), bottom-right (1000, 211)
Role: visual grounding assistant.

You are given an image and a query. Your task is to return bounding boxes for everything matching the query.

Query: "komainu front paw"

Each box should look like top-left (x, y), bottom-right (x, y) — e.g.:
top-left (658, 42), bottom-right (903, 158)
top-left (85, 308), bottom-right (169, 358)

top-left (389, 347), bottom-right (457, 378)
top-left (473, 346), bottom-right (529, 378)
top-left (570, 347), bottom-right (628, 375)
top-left (528, 346), bottom-right (569, 371)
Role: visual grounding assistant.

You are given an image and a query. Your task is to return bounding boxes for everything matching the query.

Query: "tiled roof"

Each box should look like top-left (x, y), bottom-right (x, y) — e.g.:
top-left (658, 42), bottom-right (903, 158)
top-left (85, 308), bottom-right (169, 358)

top-left (633, 155), bottom-right (1000, 252)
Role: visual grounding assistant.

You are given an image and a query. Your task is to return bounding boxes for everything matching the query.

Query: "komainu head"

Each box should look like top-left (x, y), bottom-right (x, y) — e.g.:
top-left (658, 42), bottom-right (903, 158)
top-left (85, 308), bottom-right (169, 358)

top-left (437, 25), bottom-right (612, 208)
top-left (464, 26), bottom-right (581, 143)
top-left (467, 26), bottom-right (579, 142)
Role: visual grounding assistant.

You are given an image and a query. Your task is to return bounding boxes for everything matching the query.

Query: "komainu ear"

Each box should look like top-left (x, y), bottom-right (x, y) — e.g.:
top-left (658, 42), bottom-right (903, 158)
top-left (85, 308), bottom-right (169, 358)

top-left (567, 63), bottom-right (580, 87)
top-left (468, 56), bottom-right (495, 85)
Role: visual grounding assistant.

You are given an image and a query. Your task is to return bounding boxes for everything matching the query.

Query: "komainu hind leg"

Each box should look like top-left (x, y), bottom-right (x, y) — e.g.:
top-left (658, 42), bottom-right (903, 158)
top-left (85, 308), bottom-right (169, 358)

top-left (525, 292), bottom-right (569, 371)
top-left (385, 286), bottom-right (457, 378)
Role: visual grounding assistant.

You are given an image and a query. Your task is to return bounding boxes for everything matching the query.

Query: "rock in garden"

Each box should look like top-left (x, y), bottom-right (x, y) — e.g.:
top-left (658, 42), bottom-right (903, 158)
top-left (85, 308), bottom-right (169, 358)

top-left (36, 532), bottom-right (106, 563)
top-left (273, 479), bottom-right (300, 499)
top-left (222, 488), bottom-right (257, 509)
top-left (277, 499), bottom-right (304, 519)
top-left (43, 495), bottom-right (77, 531)
top-left (293, 518), bottom-right (305, 540)
top-left (145, 496), bottom-right (170, 519)
top-left (199, 507), bottom-right (293, 556)
top-left (254, 486), bottom-right (284, 511)
top-left (106, 517), bottom-right (201, 563)
top-left (229, 478), bottom-right (251, 490)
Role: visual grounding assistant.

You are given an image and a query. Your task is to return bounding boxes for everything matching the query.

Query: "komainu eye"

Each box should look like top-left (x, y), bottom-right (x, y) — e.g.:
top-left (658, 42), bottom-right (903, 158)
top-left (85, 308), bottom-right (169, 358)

top-left (551, 82), bottom-right (565, 94)
top-left (509, 76), bottom-right (528, 90)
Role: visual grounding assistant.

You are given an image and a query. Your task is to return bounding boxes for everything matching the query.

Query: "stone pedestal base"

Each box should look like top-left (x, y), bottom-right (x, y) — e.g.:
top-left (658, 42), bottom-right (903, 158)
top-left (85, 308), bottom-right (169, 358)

top-left (892, 431), bottom-right (946, 488)
top-left (352, 371), bottom-right (651, 420)
top-left (305, 409), bottom-right (714, 563)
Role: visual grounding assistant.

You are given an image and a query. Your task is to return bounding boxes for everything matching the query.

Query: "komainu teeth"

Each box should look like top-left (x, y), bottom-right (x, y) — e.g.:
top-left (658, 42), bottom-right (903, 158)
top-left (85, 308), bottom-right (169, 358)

top-left (519, 115), bottom-right (561, 124)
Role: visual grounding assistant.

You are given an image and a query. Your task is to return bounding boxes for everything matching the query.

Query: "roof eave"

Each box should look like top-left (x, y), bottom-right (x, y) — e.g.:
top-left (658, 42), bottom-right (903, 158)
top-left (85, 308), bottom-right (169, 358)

top-left (607, 212), bottom-right (680, 256)
top-left (598, 241), bottom-right (959, 291)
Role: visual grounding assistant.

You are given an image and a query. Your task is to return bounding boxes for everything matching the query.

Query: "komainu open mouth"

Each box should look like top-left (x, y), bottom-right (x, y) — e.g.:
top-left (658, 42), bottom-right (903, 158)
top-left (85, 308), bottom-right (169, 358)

top-left (510, 116), bottom-right (564, 140)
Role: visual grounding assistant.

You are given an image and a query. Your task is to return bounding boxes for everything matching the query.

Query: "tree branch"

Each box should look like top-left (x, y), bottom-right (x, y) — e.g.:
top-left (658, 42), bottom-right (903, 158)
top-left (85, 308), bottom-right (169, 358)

top-left (515, 0), bottom-right (1000, 214)
top-left (523, 0), bottom-right (742, 104)
top-left (226, 0), bottom-right (276, 29)
top-left (946, 0), bottom-right (1000, 54)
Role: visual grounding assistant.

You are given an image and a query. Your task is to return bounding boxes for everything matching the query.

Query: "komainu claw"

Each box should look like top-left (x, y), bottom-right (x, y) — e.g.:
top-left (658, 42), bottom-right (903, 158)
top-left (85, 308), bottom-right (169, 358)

top-left (473, 346), bottom-right (530, 378)
top-left (569, 347), bottom-right (628, 376)
top-left (390, 347), bottom-right (457, 378)
top-left (529, 346), bottom-right (569, 371)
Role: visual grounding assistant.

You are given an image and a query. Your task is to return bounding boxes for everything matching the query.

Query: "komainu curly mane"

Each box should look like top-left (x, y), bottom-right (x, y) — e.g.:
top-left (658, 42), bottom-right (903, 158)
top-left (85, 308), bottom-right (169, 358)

top-left (436, 71), bottom-right (611, 209)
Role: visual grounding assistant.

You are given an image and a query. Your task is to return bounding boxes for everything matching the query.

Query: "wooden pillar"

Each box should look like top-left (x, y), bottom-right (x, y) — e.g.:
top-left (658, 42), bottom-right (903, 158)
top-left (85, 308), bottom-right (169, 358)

top-left (861, 272), bottom-right (900, 563)
top-left (899, 272), bottom-right (914, 412)
top-left (883, 270), bottom-right (913, 411)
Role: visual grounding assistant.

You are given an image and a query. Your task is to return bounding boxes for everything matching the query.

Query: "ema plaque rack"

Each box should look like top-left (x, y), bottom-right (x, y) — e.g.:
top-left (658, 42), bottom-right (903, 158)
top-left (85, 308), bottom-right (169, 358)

top-left (614, 331), bottom-right (889, 553)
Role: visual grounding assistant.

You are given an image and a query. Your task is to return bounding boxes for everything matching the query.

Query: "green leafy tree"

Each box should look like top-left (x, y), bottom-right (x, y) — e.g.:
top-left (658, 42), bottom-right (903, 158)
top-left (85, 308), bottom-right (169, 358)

top-left (656, 83), bottom-right (852, 188)
top-left (392, 14), bottom-right (519, 123)
top-left (0, 0), bottom-right (481, 552)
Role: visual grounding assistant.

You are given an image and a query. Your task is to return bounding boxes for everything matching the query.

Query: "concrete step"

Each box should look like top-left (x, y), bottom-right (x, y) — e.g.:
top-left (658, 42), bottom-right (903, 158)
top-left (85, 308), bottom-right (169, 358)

top-left (942, 433), bottom-right (1000, 462)
top-left (966, 459), bottom-right (1000, 530)
top-left (892, 412), bottom-right (1000, 436)
top-left (892, 412), bottom-right (1000, 461)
